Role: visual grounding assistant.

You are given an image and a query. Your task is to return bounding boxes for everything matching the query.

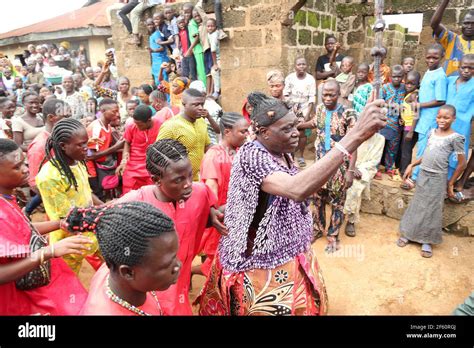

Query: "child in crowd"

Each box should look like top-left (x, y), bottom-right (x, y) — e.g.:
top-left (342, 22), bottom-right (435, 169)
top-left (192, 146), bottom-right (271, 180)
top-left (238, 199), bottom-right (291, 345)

top-left (117, 139), bottom-right (226, 315)
top-left (86, 99), bottom-right (124, 201)
top-left (194, 112), bottom-right (249, 277)
top-left (398, 105), bottom-right (466, 258)
top-left (164, 5), bottom-right (180, 54)
top-left (207, 18), bottom-right (221, 98)
top-left (402, 57), bottom-right (416, 83)
top-left (0, 97), bottom-right (15, 139)
top-left (150, 89), bottom-right (179, 122)
top-left (352, 63), bottom-right (373, 117)
top-left (187, 2), bottom-right (207, 86)
top-left (147, 18), bottom-right (170, 86)
top-left (283, 57), bottom-right (316, 168)
top-left (376, 65), bottom-right (406, 179)
top-left (0, 138), bottom-right (90, 315)
top-left (447, 54), bottom-right (474, 183)
top-left (137, 84), bottom-right (156, 113)
top-left (160, 76), bottom-right (190, 108)
top-left (117, 105), bottom-right (162, 195)
top-left (368, 47), bottom-right (391, 85)
top-left (403, 44), bottom-right (448, 189)
top-left (266, 70), bottom-right (285, 100)
top-left (36, 118), bottom-right (104, 274)
top-left (399, 71), bottom-right (421, 177)
top-left (335, 56), bottom-right (356, 108)
top-left (177, 14), bottom-right (197, 81)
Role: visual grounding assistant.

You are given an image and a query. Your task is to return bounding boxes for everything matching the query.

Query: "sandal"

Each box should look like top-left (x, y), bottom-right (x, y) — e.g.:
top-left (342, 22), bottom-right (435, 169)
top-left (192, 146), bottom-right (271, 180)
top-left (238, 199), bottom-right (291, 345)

top-left (421, 244), bottom-right (432, 258)
top-left (374, 170), bottom-right (382, 180)
top-left (396, 237), bottom-right (409, 247)
top-left (400, 177), bottom-right (415, 190)
top-left (297, 157), bottom-right (306, 168)
top-left (325, 236), bottom-right (340, 253)
top-left (345, 222), bottom-right (356, 237)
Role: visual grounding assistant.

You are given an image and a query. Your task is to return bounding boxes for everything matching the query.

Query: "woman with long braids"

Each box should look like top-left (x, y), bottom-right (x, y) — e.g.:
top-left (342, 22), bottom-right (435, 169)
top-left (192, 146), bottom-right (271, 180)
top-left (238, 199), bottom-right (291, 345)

top-left (117, 138), bottom-right (226, 315)
top-left (0, 139), bottom-right (91, 315)
top-left (198, 92), bottom-right (388, 316)
top-left (36, 118), bottom-right (104, 274)
top-left (63, 202), bottom-right (182, 315)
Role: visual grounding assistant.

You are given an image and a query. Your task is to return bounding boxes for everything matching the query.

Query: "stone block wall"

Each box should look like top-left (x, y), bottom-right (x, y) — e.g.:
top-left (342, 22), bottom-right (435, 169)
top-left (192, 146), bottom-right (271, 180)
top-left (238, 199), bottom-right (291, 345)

top-left (282, 0), bottom-right (337, 76)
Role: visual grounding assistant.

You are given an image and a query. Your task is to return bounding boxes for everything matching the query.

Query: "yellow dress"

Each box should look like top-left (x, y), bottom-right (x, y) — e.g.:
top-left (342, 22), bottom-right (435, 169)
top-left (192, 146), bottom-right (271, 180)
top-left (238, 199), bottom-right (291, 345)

top-left (36, 161), bottom-right (101, 274)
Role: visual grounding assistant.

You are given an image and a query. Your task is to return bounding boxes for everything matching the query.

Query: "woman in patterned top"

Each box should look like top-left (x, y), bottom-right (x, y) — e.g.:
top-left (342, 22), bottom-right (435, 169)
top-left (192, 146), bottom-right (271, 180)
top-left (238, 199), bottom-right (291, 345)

top-left (197, 92), bottom-right (388, 316)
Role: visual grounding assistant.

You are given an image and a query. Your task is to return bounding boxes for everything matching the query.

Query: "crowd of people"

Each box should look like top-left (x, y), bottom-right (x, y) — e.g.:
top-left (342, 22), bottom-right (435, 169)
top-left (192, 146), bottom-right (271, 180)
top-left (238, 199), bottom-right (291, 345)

top-left (0, 0), bottom-right (473, 316)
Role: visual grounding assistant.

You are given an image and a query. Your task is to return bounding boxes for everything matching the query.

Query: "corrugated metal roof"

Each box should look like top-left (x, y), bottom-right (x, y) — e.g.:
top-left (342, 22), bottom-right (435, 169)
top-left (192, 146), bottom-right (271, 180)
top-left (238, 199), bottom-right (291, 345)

top-left (0, 0), bottom-right (115, 40)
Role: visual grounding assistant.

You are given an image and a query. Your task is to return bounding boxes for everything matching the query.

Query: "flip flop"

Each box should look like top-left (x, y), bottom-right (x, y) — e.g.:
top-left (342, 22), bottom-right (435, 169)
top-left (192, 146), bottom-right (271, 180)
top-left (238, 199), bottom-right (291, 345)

top-left (400, 178), bottom-right (415, 190)
top-left (421, 244), bottom-right (432, 258)
top-left (396, 237), bottom-right (409, 247)
top-left (374, 170), bottom-right (383, 180)
top-left (297, 157), bottom-right (306, 168)
top-left (345, 222), bottom-right (356, 237)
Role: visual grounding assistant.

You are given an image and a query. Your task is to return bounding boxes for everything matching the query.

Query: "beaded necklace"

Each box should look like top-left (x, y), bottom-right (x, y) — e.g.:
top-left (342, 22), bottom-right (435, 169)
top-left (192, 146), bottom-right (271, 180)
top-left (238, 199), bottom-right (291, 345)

top-left (105, 276), bottom-right (163, 316)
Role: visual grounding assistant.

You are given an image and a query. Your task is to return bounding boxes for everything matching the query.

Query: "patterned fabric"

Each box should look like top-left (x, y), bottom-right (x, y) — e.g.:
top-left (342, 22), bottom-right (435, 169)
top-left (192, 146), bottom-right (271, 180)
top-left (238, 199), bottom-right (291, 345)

top-left (218, 141), bottom-right (313, 272)
top-left (311, 104), bottom-right (356, 237)
top-left (93, 84), bottom-right (117, 100)
top-left (344, 134), bottom-right (385, 224)
top-left (435, 29), bottom-right (474, 77)
top-left (156, 115), bottom-right (211, 181)
top-left (368, 64), bottom-right (391, 85)
top-left (57, 92), bottom-right (86, 120)
top-left (197, 250), bottom-right (328, 316)
top-left (36, 161), bottom-right (101, 274)
top-left (352, 83), bottom-right (373, 116)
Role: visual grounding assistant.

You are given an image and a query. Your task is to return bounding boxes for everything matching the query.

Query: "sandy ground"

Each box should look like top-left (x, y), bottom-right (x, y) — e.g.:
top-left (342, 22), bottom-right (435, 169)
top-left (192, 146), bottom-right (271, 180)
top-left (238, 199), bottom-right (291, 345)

top-left (38, 147), bottom-right (474, 315)
top-left (71, 208), bottom-right (474, 315)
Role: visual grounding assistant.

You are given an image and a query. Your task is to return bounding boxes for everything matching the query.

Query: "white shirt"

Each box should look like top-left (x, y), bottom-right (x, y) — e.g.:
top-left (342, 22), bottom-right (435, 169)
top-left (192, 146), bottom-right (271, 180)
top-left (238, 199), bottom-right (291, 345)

top-left (283, 72), bottom-right (316, 112)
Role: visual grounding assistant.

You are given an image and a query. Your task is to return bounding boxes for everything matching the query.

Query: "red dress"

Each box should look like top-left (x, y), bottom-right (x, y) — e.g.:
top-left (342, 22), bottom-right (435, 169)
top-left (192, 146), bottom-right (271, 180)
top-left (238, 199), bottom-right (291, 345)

top-left (118, 184), bottom-right (217, 315)
top-left (0, 197), bottom-right (87, 315)
top-left (199, 145), bottom-right (234, 276)
top-left (81, 264), bottom-right (163, 315)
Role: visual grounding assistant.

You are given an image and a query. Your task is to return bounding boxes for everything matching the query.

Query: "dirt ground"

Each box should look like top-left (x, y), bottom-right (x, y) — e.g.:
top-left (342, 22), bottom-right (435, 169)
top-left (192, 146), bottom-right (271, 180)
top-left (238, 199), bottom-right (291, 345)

top-left (41, 147), bottom-right (474, 315)
top-left (74, 211), bottom-right (473, 315)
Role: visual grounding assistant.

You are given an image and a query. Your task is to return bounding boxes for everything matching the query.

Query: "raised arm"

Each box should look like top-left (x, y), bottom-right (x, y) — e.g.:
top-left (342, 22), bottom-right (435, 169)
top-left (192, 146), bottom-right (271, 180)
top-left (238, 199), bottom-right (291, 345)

top-left (431, 0), bottom-right (450, 37)
top-left (262, 100), bottom-right (387, 201)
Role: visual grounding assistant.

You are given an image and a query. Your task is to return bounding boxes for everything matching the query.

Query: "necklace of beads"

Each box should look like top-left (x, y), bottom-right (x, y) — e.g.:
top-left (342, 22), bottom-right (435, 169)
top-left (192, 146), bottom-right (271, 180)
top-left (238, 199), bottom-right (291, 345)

top-left (105, 276), bottom-right (163, 316)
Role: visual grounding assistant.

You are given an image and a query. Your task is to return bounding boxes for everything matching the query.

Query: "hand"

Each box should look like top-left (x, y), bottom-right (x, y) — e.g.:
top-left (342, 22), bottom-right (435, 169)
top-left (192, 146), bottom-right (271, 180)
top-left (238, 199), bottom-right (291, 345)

top-left (447, 184), bottom-right (455, 199)
top-left (353, 99), bottom-right (388, 142)
top-left (345, 171), bottom-right (354, 189)
top-left (335, 42), bottom-right (342, 51)
top-left (146, 46), bottom-right (152, 53)
top-left (53, 235), bottom-right (93, 257)
top-left (353, 169), bottom-right (362, 180)
top-left (116, 162), bottom-right (126, 176)
top-left (199, 109), bottom-right (210, 119)
top-left (210, 207), bottom-right (228, 236)
top-left (184, 50), bottom-right (193, 58)
top-left (79, 45), bottom-right (85, 52)
top-left (161, 62), bottom-right (169, 69)
top-left (403, 165), bottom-right (413, 180)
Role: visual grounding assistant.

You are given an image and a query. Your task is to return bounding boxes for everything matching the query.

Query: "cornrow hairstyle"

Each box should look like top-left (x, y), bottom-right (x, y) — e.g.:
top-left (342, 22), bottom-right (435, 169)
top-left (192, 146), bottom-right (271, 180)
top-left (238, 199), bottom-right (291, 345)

top-left (219, 112), bottom-right (245, 134)
top-left (139, 84), bottom-right (153, 96)
top-left (21, 91), bottom-right (38, 104)
top-left (133, 104), bottom-right (153, 122)
top-left (42, 98), bottom-right (66, 117)
top-left (98, 98), bottom-right (118, 109)
top-left (64, 202), bottom-right (175, 271)
top-left (0, 138), bottom-right (19, 161)
top-left (247, 91), bottom-right (291, 133)
top-left (44, 118), bottom-right (86, 191)
top-left (146, 139), bottom-right (188, 178)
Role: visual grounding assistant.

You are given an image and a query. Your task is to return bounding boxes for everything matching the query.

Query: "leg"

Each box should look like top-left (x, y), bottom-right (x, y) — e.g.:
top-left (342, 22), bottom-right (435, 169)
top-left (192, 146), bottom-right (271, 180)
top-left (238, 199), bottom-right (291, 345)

top-left (188, 54), bottom-right (198, 81)
top-left (296, 130), bottom-right (307, 167)
top-left (326, 192), bottom-right (345, 253)
top-left (195, 52), bottom-right (207, 86)
top-left (399, 131), bottom-right (417, 176)
top-left (118, 0), bottom-right (139, 34)
top-left (384, 135), bottom-right (400, 173)
top-left (212, 65), bottom-right (221, 97)
top-left (312, 190), bottom-right (327, 240)
top-left (455, 152), bottom-right (474, 190)
top-left (181, 56), bottom-right (191, 79)
top-left (343, 180), bottom-right (366, 237)
top-left (129, 2), bottom-right (147, 44)
top-left (214, 0), bottom-right (224, 30)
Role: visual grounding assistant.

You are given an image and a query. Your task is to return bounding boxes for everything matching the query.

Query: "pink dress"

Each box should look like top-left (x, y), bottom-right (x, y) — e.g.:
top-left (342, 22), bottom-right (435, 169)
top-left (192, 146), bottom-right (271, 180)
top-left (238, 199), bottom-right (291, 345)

top-left (118, 183), bottom-right (216, 315)
top-left (0, 197), bottom-right (87, 315)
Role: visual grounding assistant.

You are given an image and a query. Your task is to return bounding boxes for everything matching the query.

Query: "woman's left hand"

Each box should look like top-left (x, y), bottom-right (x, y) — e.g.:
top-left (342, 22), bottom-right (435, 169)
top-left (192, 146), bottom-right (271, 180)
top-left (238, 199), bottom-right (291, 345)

top-left (210, 207), bottom-right (228, 236)
top-left (345, 171), bottom-right (354, 189)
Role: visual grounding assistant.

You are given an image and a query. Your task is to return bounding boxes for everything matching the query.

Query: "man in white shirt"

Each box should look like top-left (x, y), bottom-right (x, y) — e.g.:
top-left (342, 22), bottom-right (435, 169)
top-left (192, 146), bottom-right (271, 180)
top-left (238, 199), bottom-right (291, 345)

top-left (283, 57), bottom-right (316, 167)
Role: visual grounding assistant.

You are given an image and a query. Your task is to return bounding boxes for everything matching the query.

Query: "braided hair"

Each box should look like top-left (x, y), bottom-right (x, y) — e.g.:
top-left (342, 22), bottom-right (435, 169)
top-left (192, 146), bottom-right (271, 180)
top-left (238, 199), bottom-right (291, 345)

top-left (247, 91), bottom-right (290, 133)
top-left (44, 118), bottom-right (86, 191)
top-left (65, 202), bottom-right (175, 270)
top-left (146, 139), bottom-right (188, 178)
top-left (219, 112), bottom-right (245, 134)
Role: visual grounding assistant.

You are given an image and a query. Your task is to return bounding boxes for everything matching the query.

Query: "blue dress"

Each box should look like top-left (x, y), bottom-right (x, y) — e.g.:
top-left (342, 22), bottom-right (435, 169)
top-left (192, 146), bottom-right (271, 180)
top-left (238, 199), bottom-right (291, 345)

top-left (412, 67), bottom-right (448, 181)
top-left (447, 76), bottom-right (474, 177)
top-left (150, 30), bottom-right (169, 85)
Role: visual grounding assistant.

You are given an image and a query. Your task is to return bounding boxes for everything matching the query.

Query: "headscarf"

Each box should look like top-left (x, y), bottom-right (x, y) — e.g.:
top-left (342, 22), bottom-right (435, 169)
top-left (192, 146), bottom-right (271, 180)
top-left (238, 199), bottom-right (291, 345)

top-left (266, 70), bottom-right (285, 84)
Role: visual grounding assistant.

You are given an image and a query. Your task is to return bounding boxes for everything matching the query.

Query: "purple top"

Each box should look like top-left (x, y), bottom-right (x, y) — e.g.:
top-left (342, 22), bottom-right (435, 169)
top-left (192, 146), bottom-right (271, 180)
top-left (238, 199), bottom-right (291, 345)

top-left (218, 141), bottom-right (313, 272)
